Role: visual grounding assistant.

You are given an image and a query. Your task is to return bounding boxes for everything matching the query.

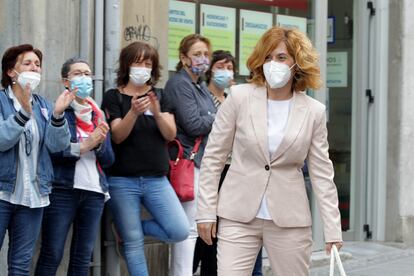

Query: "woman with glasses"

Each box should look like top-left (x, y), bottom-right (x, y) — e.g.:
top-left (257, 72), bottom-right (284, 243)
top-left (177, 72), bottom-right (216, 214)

top-left (0, 44), bottom-right (73, 275)
top-left (163, 34), bottom-right (217, 276)
top-left (35, 58), bottom-right (114, 276)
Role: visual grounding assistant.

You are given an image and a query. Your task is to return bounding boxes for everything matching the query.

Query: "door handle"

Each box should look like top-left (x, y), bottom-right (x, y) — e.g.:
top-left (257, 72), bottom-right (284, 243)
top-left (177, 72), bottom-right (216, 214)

top-left (366, 89), bottom-right (374, 103)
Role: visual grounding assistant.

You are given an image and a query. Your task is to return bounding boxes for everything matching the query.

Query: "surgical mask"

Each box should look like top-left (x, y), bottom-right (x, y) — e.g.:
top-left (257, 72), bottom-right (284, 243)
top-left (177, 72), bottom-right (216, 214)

top-left (70, 76), bottom-right (93, 99)
top-left (130, 67), bottom-right (152, 86)
top-left (212, 69), bottom-right (234, 89)
top-left (188, 56), bottom-right (209, 76)
top-left (263, 61), bottom-right (296, 89)
top-left (15, 71), bottom-right (41, 91)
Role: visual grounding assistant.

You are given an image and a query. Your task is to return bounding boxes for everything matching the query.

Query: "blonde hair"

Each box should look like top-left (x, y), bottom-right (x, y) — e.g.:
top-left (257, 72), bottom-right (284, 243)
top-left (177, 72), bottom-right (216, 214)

top-left (246, 26), bottom-right (322, 91)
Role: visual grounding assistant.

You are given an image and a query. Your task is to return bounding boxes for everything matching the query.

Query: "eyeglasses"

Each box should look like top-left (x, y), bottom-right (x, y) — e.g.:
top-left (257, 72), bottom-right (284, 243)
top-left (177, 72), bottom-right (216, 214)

top-left (23, 129), bottom-right (32, 156)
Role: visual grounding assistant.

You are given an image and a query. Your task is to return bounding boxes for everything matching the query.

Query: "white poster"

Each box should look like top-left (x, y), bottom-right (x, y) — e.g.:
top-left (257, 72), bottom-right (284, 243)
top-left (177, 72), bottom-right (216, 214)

top-left (275, 14), bottom-right (307, 34)
top-left (200, 4), bottom-right (236, 54)
top-left (327, 52), bottom-right (348, 87)
top-left (327, 17), bottom-right (335, 43)
top-left (168, 0), bottom-right (196, 71)
top-left (239, 10), bottom-right (273, 76)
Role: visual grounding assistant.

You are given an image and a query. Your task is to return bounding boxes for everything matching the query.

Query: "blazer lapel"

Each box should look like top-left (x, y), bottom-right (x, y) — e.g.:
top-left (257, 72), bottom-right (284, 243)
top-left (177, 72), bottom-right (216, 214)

top-left (250, 86), bottom-right (270, 163)
top-left (270, 92), bottom-right (309, 162)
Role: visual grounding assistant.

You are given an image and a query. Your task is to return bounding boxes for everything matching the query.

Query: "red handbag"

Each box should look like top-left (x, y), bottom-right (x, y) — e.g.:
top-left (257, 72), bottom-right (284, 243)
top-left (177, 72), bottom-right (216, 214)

top-left (168, 137), bottom-right (202, 202)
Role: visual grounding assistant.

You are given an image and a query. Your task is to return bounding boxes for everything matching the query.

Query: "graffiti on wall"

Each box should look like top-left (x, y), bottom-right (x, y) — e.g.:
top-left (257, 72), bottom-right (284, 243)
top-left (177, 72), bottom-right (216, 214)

top-left (124, 14), bottom-right (159, 49)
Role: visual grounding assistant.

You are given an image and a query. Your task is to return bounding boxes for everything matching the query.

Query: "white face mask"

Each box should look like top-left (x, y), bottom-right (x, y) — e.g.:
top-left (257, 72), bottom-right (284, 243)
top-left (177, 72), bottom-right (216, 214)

top-left (15, 71), bottom-right (41, 91)
top-left (263, 61), bottom-right (295, 89)
top-left (129, 67), bottom-right (152, 86)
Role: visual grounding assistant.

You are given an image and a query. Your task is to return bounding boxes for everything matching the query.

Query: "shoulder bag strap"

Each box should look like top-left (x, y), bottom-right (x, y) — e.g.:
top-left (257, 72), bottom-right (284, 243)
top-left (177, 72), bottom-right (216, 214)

top-left (169, 139), bottom-right (185, 164)
top-left (189, 136), bottom-right (203, 160)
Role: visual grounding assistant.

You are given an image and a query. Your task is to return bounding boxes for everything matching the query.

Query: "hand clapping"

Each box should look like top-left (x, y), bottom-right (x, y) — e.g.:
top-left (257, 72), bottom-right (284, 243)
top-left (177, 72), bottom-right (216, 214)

top-left (89, 121), bottom-right (109, 147)
top-left (148, 91), bottom-right (161, 118)
top-left (53, 88), bottom-right (77, 117)
top-left (130, 93), bottom-right (151, 115)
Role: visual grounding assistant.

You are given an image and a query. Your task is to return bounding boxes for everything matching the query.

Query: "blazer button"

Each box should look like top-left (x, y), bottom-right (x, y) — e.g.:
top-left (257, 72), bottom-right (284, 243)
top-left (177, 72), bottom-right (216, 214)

top-left (265, 165), bottom-right (270, 171)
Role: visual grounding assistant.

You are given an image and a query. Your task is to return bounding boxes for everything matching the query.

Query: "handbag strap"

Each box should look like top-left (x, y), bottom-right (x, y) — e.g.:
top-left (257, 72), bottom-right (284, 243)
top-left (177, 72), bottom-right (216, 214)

top-left (169, 139), bottom-right (185, 161)
top-left (329, 245), bottom-right (346, 276)
top-left (169, 136), bottom-right (203, 161)
top-left (189, 136), bottom-right (203, 160)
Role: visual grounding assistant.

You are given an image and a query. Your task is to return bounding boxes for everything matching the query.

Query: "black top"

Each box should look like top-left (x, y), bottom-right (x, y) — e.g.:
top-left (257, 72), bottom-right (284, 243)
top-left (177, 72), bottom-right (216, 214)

top-left (101, 88), bottom-right (170, 176)
top-left (163, 69), bottom-right (217, 168)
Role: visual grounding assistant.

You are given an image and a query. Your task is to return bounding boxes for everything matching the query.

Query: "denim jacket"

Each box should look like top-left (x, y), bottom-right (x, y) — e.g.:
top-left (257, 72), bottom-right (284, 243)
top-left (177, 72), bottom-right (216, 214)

top-left (50, 107), bottom-right (114, 192)
top-left (0, 89), bottom-right (70, 195)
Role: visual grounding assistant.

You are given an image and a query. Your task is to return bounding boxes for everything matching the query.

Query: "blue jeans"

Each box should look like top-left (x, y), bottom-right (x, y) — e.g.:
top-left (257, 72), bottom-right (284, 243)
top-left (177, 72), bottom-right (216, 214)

top-left (108, 176), bottom-right (189, 276)
top-left (0, 199), bottom-right (43, 276)
top-left (35, 188), bottom-right (105, 276)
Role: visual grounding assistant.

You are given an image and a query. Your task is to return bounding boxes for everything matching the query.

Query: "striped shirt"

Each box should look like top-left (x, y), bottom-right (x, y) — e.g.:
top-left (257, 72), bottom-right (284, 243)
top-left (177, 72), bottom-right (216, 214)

top-left (210, 93), bottom-right (222, 109)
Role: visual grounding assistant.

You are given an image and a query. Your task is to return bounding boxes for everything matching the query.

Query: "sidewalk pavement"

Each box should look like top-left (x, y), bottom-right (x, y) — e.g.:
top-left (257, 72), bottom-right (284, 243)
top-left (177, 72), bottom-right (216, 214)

top-left (261, 241), bottom-right (414, 276)
top-left (310, 241), bottom-right (414, 276)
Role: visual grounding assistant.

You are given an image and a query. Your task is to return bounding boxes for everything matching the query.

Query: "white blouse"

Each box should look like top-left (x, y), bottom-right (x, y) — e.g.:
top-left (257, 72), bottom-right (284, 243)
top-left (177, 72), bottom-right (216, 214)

top-left (256, 97), bottom-right (293, 220)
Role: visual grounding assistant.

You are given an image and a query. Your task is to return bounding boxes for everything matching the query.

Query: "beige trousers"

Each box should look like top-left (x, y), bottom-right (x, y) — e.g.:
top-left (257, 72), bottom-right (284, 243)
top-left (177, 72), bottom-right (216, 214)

top-left (217, 218), bottom-right (312, 276)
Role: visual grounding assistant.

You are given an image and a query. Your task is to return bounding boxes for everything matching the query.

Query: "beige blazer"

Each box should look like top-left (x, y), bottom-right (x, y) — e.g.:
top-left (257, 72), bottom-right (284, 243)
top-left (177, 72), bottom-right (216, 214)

top-left (197, 83), bottom-right (342, 242)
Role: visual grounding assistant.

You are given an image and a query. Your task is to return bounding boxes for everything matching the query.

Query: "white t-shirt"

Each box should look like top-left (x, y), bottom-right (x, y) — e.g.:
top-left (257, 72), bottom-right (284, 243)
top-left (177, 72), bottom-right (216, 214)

top-left (256, 97), bottom-right (293, 220)
top-left (73, 128), bottom-right (109, 200)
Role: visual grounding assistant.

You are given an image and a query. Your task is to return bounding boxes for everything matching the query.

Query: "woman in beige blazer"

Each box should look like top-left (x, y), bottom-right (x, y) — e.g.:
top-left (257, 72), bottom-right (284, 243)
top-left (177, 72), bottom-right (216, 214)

top-left (197, 26), bottom-right (343, 275)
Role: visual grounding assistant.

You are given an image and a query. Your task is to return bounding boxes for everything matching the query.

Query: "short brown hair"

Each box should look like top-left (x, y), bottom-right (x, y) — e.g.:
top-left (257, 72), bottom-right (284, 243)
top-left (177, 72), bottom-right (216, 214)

top-left (116, 41), bottom-right (161, 87)
top-left (176, 34), bottom-right (212, 72)
top-left (247, 27), bottom-right (322, 91)
top-left (61, 57), bottom-right (90, 79)
top-left (205, 50), bottom-right (236, 84)
top-left (1, 44), bottom-right (43, 88)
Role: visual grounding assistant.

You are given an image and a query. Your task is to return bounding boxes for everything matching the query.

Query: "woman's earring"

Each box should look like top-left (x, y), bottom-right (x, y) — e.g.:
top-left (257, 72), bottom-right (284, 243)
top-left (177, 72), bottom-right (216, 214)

top-left (294, 71), bottom-right (303, 81)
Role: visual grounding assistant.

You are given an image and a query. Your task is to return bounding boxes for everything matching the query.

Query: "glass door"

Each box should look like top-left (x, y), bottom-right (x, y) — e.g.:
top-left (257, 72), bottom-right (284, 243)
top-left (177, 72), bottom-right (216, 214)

top-left (326, 0), bottom-right (354, 238)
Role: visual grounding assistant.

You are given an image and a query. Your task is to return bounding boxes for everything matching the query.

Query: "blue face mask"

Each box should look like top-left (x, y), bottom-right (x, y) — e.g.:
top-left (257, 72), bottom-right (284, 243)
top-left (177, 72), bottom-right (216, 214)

top-left (70, 76), bottom-right (93, 99)
top-left (212, 69), bottom-right (234, 89)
